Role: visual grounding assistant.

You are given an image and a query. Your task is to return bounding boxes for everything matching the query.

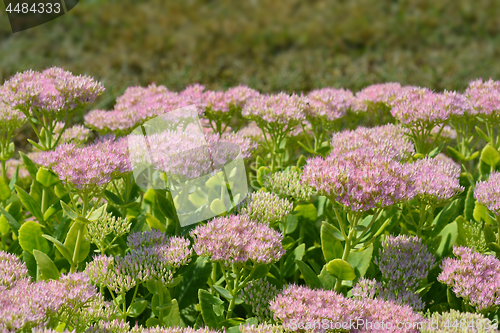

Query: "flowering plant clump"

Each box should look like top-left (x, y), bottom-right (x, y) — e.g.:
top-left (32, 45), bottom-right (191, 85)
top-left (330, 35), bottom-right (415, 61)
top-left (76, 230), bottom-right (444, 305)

top-left (438, 246), bottom-right (500, 311)
top-left (3, 70), bottom-right (500, 332)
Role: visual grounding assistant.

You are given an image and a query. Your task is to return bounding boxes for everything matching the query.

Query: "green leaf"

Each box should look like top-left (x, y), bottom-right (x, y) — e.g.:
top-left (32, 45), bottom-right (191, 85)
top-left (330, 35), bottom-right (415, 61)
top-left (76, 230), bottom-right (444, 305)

top-left (60, 201), bottom-right (78, 220)
top-left (19, 221), bottom-right (50, 254)
top-left (464, 187), bottom-right (475, 222)
top-left (446, 146), bottom-right (465, 161)
top-left (16, 185), bottom-right (44, 224)
top-left (447, 288), bottom-right (461, 310)
top-left (321, 221), bottom-right (344, 240)
top-left (326, 259), bottom-right (356, 281)
top-left (436, 221), bottom-right (458, 258)
top-left (455, 216), bottom-right (467, 246)
top-left (249, 264), bottom-right (269, 280)
top-left (166, 275), bottom-right (183, 288)
top-left (8, 165), bottom-right (19, 192)
top-left (220, 318), bottom-right (246, 329)
top-left (87, 204), bottom-right (107, 221)
top-left (155, 192), bottom-right (178, 222)
top-left (163, 299), bottom-right (181, 327)
top-left (33, 249), bottom-right (60, 280)
top-left (104, 190), bottom-right (124, 205)
top-left (465, 151), bottom-right (480, 161)
top-left (198, 289), bottom-right (223, 328)
top-left (36, 167), bottom-right (60, 187)
top-left (283, 243), bottom-right (305, 278)
top-left (0, 178), bottom-right (11, 201)
top-left (293, 203), bottom-right (317, 222)
top-left (473, 202), bottom-right (495, 225)
top-left (347, 244), bottom-right (373, 278)
top-left (19, 151), bottom-right (38, 180)
top-left (0, 206), bottom-right (21, 235)
top-left (174, 257), bottom-right (212, 310)
top-left (476, 126), bottom-right (491, 143)
top-left (484, 224), bottom-right (497, 244)
top-left (213, 286), bottom-right (233, 300)
top-left (428, 142), bottom-right (444, 159)
top-left (64, 222), bottom-right (90, 263)
top-left (295, 260), bottom-right (322, 289)
top-left (481, 144), bottom-right (500, 167)
top-left (146, 213), bottom-right (166, 232)
top-left (27, 139), bottom-right (46, 151)
top-left (321, 224), bottom-right (343, 262)
top-left (146, 318), bottom-right (163, 328)
top-left (210, 199), bottom-right (227, 215)
top-left (297, 141), bottom-right (316, 154)
top-left (128, 300), bottom-right (148, 318)
top-left (256, 166), bottom-right (270, 187)
top-left (431, 200), bottom-right (458, 238)
top-left (42, 234), bottom-right (73, 265)
top-left (487, 242), bottom-right (500, 253)
top-left (318, 264), bottom-right (336, 289)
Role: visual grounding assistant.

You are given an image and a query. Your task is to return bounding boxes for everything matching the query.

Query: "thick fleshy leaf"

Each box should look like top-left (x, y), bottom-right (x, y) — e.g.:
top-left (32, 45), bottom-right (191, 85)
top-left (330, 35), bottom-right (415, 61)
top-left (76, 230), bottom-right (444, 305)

top-left (36, 167), bottom-right (60, 187)
top-left (16, 185), bottom-right (44, 224)
top-left (42, 234), bottom-right (73, 265)
top-left (295, 259), bottom-right (322, 289)
top-left (19, 221), bottom-right (50, 254)
top-left (128, 300), bottom-right (148, 318)
top-left (326, 259), bottom-right (356, 281)
top-left (33, 249), bottom-right (60, 280)
top-left (321, 223), bottom-right (343, 262)
top-left (347, 244), bottom-right (373, 278)
top-left (0, 178), bottom-right (11, 201)
top-left (64, 222), bottom-right (90, 263)
top-left (481, 144), bottom-right (500, 167)
top-left (283, 243), bottom-right (305, 278)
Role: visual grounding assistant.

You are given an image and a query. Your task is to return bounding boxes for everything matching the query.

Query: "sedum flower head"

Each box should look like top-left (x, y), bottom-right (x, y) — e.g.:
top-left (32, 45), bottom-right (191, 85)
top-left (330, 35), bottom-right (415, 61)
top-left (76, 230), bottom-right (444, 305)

top-left (305, 87), bottom-right (355, 122)
top-left (34, 136), bottom-right (131, 191)
top-left (264, 168), bottom-right (315, 202)
top-left (241, 191), bottom-right (293, 226)
top-left (388, 87), bottom-right (468, 125)
top-left (270, 284), bottom-right (424, 333)
top-left (302, 150), bottom-right (415, 212)
top-left (239, 324), bottom-right (284, 333)
top-left (237, 121), bottom-right (264, 142)
top-left (0, 251), bottom-right (28, 289)
top-left (0, 97), bottom-right (27, 136)
top-left (330, 124), bottom-right (415, 162)
top-left (86, 211), bottom-right (131, 248)
top-left (54, 122), bottom-right (91, 145)
top-left (225, 85), bottom-right (260, 108)
top-left (465, 78), bottom-right (500, 118)
top-left (352, 278), bottom-right (425, 311)
top-left (85, 255), bottom-right (136, 295)
top-left (240, 277), bottom-right (279, 322)
top-left (85, 319), bottom-right (131, 333)
top-left (118, 230), bottom-right (192, 284)
top-left (475, 172), bottom-right (500, 216)
top-left (1, 67), bottom-right (104, 117)
top-left (410, 157), bottom-right (464, 205)
top-left (191, 215), bottom-right (284, 265)
top-left (375, 235), bottom-right (435, 289)
top-left (462, 219), bottom-right (489, 254)
top-left (438, 246), bottom-right (500, 311)
top-left (422, 309), bottom-right (498, 333)
top-left (242, 93), bottom-right (306, 128)
top-left (356, 82), bottom-right (403, 104)
top-left (205, 132), bottom-right (259, 160)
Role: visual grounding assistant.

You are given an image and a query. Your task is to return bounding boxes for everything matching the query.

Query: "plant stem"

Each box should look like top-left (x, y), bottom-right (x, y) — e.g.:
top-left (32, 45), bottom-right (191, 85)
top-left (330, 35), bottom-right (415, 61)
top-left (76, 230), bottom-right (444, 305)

top-left (70, 221), bottom-right (85, 272)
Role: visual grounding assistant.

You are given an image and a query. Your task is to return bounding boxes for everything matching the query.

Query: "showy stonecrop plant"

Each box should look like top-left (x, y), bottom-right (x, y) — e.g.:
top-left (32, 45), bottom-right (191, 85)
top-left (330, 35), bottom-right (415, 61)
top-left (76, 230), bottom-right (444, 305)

top-left (0, 67), bottom-right (104, 151)
top-left (5, 70), bottom-right (500, 332)
top-left (190, 215), bottom-right (284, 321)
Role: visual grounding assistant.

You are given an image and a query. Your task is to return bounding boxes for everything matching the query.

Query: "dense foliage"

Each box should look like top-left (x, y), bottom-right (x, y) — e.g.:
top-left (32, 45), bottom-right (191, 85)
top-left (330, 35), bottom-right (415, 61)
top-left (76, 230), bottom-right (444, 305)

top-left (2, 67), bottom-right (500, 332)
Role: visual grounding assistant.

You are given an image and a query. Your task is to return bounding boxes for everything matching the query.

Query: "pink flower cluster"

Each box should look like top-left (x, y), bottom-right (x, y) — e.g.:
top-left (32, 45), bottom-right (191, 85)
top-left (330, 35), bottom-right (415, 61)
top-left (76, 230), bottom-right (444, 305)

top-left (304, 88), bottom-right (356, 122)
top-left (474, 172), bottom-right (500, 216)
top-left (34, 136), bottom-right (131, 190)
top-left (1, 67), bottom-right (104, 116)
top-left (410, 157), bottom-right (464, 205)
top-left (375, 235), bottom-right (435, 288)
top-left (190, 215), bottom-right (284, 265)
top-left (0, 268), bottom-right (99, 331)
top-left (355, 82), bottom-right (404, 104)
top-left (85, 84), bottom-right (190, 135)
top-left (438, 246), bottom-right (500, 311)
top-left (0, 251), bottom-right (28, 289)
top-left (388, 87), bottom-right (469, 125)
top-left (0, 96), bottom-right (27, 136)
top-left (465, 78), bottom-right (500, 117)
top-left (330, 124), bottom-right (415, 161)
top-left (270, 285), bottom-right (424, 333)
top-left (242, 92), bottom-right (306, 127)
top-left (302, 150), bottom-right (415, 212)
top-left (202, 85), bottom-right (260, 112)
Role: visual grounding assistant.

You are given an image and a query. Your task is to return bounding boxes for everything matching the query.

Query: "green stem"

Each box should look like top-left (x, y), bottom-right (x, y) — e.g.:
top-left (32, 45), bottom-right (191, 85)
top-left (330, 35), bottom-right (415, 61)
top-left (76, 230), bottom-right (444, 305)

top-left (334, 232), bottom-right (352, 292)
top-left (1, 160), bottom-right (7, 182)
top-left (70, 221), bottom-right (85, 272)
top-left (41, 188), bottom-right (49, 215)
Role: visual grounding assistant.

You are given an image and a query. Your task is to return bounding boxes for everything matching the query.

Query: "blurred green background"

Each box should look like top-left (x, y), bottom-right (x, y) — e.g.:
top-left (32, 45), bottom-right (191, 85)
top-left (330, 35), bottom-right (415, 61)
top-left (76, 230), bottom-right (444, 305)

top-left (1, 0), bottom-right (500, 110)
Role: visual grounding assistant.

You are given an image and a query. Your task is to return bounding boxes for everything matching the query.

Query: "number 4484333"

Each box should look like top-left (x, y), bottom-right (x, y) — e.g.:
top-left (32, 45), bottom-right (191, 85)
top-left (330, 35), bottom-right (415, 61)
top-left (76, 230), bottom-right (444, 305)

top-left (5, 2), bottom-right (61, 14)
